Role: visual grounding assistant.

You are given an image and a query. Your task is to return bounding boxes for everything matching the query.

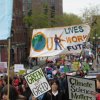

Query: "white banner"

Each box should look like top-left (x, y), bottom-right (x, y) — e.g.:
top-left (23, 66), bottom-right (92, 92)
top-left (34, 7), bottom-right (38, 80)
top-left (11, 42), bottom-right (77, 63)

top-left (67, 76), bottom-right (96, 100)
top-left (24, 68), bottom-right (51, 98)
top-left (30, 24), bottom-right (90, 57)
top-left (14, 64), bottom-right (25, 73)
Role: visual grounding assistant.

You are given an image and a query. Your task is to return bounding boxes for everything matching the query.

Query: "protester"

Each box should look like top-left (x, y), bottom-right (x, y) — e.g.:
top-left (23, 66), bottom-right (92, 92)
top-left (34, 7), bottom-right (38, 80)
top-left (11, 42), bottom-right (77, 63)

top-left (1, 85), bottom-right (18, 100)
top-left (91, 74), bottom-right (100, 100)
top-left (0, 77), bottom-right (3, 99)
top-left (31, 79), bottom-right (66, 100)
top-left (96, 74), bottom-right (100, 93)
top-left (0, 41), bottom-right (96, 100)
top-left (22, 82), bottom-right (31, 100)
top-left (42, 79), bottom-right (66, 100)
top-left (0, 76), bottom-right (26, 100)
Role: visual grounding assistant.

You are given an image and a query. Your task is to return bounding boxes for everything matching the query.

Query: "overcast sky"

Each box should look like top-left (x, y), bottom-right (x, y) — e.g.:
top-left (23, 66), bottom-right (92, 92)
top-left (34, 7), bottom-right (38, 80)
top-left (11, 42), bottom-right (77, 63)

top-left (63, 0), bottom-right (100, 16)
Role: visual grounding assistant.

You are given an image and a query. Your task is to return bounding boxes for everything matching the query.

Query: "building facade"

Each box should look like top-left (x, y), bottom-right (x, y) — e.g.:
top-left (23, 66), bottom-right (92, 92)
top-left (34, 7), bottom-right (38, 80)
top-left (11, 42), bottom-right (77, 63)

top-left (0, 0), bottom-right (63, 65)
top-left (0, 0), bottom-right (27, 65)
top-left (32, 0), bottom-right (63, 20)
top-left (23, 0), bottom-right (32, 16)
top-left (32, 0), bottom-right (63, 14)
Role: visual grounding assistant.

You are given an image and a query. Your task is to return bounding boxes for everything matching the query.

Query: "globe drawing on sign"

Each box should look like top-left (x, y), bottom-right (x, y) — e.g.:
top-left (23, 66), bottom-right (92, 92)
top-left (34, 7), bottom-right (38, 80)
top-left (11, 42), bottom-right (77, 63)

top-left (32, 33), bottom-right (46, 51)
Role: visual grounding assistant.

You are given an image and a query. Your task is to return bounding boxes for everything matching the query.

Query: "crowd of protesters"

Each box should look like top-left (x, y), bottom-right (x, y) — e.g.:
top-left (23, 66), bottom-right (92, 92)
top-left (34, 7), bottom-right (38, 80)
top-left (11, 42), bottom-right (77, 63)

top-left (0, 73), bottom-right (100, 100)
top-left (0, 73), bottom-right (68, 100)
top-left (0, 75), bottom-right (31, 100)
top-left (0, 60), bottom-right (99, 100)
top-left (0, 42), bottom-right (100, 100)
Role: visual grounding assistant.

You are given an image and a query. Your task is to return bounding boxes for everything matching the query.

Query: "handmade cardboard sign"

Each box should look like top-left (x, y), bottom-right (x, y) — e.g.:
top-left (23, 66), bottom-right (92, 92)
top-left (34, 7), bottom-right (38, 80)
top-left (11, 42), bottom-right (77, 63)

top-left (67, 76), bottom-right (96, 100)
top-left (24, 68), bottom-right (51, 98)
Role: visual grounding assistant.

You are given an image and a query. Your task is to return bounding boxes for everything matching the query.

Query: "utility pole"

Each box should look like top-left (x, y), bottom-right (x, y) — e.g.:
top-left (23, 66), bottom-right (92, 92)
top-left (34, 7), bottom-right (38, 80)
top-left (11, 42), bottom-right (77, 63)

top-left (7, 37), bottom-right (11, 100)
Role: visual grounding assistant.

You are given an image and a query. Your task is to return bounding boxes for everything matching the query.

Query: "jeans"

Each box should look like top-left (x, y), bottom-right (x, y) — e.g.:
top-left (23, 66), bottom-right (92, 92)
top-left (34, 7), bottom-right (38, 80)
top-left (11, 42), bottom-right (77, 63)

top-left (55, 42), bottom-right (62, 50)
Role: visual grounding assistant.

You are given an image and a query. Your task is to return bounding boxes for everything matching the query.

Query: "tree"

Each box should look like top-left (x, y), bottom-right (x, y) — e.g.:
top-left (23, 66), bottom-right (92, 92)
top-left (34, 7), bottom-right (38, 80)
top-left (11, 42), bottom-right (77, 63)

top-left (24, 13), bottom-right (50, 28)
top-left (82, 6), bottom-right (100, 41)
top-left (23, 13), bottom-right (82, 29)
top-left (54, 13), bottom-right (82, 27)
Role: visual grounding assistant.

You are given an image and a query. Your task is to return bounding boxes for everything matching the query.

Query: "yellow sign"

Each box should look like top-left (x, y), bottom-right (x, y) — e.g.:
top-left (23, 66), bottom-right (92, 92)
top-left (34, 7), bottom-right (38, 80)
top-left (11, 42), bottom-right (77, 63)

top-left (72, 61), bottom-right (80, 71)
top-left (18, 70), bottom-right (26, 75)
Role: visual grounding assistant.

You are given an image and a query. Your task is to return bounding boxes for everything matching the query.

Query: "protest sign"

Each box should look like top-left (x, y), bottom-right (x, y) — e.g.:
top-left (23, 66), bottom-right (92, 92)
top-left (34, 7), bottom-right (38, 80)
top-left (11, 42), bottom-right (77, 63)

top-left (30, 24), bottom-right (90, 57)
top-left (24, 68), bottom-right (51, 98)
top-left (67, 76), bottom-right (96, 100)
top-left (0, 62), bottom-right (7, 74)
top-left (14, 64), bottom-right (25, 73)
top-left (27, 69), bottom-right (33, 74)
top-left (18, 70), bottom-right (26, 75)
top-left (72, 61), bottom-right (80, 71)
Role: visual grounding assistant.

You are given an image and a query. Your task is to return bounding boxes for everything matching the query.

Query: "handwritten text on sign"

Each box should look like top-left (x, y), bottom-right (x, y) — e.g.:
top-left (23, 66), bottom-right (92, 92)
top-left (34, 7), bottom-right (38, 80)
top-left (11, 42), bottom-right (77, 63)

top-left (30, 24), bottom-right (90, 57)
top-left (67, 76), bottom-right (96, 100)
top-left (24, 68), bottom-right (51, 98)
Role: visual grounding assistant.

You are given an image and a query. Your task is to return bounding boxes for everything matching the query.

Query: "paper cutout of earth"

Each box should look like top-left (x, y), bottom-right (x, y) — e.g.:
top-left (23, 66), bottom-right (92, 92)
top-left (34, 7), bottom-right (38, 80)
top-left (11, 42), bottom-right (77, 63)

top-left (32, 34), bottom-right (46, 51)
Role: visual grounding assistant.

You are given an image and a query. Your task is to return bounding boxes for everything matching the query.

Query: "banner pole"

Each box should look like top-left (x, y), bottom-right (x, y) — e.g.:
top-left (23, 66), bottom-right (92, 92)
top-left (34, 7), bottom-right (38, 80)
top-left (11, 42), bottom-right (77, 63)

top-left (7, 37), bottom-right (11, 100)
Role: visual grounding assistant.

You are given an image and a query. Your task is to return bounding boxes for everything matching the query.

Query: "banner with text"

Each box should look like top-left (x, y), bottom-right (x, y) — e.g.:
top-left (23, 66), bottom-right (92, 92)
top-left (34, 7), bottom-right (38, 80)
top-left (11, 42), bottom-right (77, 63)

top-left (24, 68), bottom-right (51, 98)
top-left (67, 76), bottom-right (96, 100)
top-left (30, 24), bottom-right (90, 57)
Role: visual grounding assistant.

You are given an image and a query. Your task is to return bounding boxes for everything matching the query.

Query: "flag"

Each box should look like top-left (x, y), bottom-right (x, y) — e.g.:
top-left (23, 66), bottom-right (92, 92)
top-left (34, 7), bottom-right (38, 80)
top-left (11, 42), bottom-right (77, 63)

top-left (0, 0), bottom-right (13, 40)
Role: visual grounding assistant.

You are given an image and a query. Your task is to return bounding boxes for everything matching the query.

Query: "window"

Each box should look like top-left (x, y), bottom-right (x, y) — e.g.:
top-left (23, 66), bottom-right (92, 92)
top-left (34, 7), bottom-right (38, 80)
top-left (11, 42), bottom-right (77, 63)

top-left (43, 3), bottom-right (48, 15)
top-left (50, 0), bottom-right (55, 5)
top-left (50, 5), bottom-right (55, 18)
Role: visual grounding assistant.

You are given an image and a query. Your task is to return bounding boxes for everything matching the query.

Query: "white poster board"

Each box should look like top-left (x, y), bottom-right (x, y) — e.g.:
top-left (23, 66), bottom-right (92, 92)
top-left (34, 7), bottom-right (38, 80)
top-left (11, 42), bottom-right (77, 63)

top-left (27, 69), bottom-right (33, 74)
top-left (24, 68), bottom-right (51, 98)
top-left (0, 62), bottom-right (7, 74)
top-left (14, 64), bottom-right (25, 72)
top-left (67, 76), bottom-right (96, 100)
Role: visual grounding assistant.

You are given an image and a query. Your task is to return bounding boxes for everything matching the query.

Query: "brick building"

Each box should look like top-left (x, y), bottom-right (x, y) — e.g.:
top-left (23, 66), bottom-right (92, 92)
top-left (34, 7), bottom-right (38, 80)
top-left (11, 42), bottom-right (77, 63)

top-left (32, 0), bottom-right (63, 24)
top-left (0, 0), bottom-right (63, 64)
top-left (32, 0), bottom-right (63, 14)
top-left (23, 0), bottom-right (32, 16)
top-left (0, 0), bottom-right (27, 64)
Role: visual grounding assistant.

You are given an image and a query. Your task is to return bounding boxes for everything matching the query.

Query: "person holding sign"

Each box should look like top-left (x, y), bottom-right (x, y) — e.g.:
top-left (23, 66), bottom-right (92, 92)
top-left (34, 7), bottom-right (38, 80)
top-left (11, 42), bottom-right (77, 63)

top-left (42, 79), bottom-right (66, 100)
top-left (91, 74), bottom-right (100, 100)
top-left (31, 80), bottom-right (66, 100)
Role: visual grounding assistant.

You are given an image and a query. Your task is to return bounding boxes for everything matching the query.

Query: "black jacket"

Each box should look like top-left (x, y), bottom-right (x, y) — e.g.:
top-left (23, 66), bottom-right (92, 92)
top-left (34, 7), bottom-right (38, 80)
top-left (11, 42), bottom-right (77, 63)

top-left (42, 91), bottom-right (66, 100)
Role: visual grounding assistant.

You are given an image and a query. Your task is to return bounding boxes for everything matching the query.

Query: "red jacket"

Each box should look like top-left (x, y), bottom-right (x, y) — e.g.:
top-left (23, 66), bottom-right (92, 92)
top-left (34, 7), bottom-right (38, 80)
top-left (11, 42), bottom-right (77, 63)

top-left (96, 93), bottom-right (100, 100)
top-left (13, 79), bottom-right (19, 86)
